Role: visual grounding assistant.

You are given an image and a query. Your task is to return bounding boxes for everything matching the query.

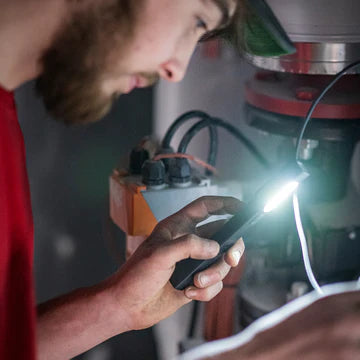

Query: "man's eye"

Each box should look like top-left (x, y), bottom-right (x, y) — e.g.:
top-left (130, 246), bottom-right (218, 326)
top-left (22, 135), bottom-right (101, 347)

top-left (196, 17), bottom-right (208, 31)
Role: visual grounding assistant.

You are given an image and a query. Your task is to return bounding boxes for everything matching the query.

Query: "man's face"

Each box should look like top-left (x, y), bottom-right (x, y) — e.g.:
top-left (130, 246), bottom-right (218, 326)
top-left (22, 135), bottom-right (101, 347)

top-left (37, 0), bottom-right (236, 125)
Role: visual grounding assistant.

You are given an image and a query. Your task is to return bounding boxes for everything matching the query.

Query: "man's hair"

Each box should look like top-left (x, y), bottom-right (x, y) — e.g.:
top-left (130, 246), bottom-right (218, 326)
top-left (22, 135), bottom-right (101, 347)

top-left (202, 0), bottom-right (247, 54)
top-left (224, 0), bottom-right (247, 52)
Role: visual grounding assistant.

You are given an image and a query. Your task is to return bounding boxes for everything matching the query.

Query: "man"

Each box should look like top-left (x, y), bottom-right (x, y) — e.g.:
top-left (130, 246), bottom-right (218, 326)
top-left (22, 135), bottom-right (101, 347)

top-left (0, 0), bottom-right (245, 359)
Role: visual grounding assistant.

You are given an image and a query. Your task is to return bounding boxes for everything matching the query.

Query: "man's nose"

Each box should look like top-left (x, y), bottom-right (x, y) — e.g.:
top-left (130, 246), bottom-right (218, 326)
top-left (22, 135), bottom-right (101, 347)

top-left (159, 40), bottom-right (197, 83)
top-left (159, 59), bottom-right (188, 83)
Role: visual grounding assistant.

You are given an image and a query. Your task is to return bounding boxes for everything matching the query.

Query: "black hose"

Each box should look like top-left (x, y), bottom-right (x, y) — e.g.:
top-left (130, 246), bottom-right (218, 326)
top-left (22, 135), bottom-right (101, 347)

top-left (178, 117), bottom-right (271, 170)
top-left (161, 111), bottom-right (218, 168)
top-left (162, 110), bottom-right (211, 148)
top-left (207, 124), bottom-right (218, 169)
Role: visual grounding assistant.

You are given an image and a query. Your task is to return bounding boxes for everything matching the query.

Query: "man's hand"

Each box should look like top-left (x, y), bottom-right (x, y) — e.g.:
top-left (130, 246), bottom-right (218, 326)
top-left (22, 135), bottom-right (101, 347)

top-left (37, 196), bottom-right (244, 360)
top-left (107, 196), bottom-right (245, 331)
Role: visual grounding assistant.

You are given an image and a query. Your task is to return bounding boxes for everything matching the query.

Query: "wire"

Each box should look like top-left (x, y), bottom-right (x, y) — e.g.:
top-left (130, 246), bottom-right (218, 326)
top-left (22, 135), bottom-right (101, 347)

top-left (154, 153), bottom-right (218, 175)
top-left (188, 301), bottom-right (200, 338)
top-left (293, 60), bottom-right (360, 295)
top-left (295, 60), bottom-right (360, 163)
top-left (162, 110), bottom-right (211, 148)
top-left (161, 110), bottom-right (219, 167)
top-left (177, 117), bottom-right (271, 169)
top-left (293, 192), bottom-right (323, 295)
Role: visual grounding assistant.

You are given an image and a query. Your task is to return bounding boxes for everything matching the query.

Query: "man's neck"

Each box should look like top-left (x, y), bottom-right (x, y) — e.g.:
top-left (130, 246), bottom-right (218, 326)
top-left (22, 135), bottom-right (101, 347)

top-left (0, 0), bottom-right (67, 90)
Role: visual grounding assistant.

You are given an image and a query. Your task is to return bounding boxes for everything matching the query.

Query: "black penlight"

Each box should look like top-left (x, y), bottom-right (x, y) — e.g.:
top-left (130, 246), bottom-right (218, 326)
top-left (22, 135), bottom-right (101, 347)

top-left (170, 164), bottom-right (309, 290)
top-left (170, 202), bottom-right (263, 290)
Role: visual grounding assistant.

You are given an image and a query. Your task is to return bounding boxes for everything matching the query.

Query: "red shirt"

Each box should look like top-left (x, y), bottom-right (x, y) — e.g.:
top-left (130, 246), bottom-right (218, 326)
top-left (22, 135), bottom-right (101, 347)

top-left (0, 86), bottom-right (36, 359)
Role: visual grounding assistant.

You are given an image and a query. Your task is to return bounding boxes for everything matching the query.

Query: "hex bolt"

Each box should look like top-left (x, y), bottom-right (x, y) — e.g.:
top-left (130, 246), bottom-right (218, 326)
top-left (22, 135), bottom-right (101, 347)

top-left (141, 160), bottom-right (165, 186)
top-left (169, 158), bottom-right (191, 187)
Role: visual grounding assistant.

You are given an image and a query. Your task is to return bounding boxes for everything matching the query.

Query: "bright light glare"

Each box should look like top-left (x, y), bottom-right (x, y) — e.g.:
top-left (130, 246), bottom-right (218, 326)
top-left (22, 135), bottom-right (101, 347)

top-left (263, 181), bottom-right (299, 213)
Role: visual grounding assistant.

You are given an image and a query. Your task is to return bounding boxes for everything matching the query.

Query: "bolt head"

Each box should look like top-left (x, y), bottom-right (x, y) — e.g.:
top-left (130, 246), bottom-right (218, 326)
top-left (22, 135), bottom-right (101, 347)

top-left (141, 160), bottom-right (165, 186)
top-left (169, 158), bottom-right (191, 184)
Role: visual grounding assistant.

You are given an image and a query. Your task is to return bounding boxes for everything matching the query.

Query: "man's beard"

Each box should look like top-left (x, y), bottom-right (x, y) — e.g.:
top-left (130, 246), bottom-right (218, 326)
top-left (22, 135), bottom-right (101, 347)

top-left (36, 1), bottom-right (154, 126)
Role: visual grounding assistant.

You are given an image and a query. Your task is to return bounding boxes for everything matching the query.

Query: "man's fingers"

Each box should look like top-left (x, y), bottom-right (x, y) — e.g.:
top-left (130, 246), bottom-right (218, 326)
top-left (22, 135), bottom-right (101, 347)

top-left (164, 234), bottom-right (220, 265)
top-left (224, 238), bottom-right (245, 267)
top-left (153, 235), bottom-right (244, 276)
top-left (185, 281), bottom-right (223, 302)
top-left (161, 196), bottom-right (242, 238)
top-left (193, 256), bottom-right (231, 288)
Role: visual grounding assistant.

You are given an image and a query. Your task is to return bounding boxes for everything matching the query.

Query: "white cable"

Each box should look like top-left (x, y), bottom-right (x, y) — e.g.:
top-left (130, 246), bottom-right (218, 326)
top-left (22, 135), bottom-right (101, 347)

top-left (292, 192), bottom-right (324, 295)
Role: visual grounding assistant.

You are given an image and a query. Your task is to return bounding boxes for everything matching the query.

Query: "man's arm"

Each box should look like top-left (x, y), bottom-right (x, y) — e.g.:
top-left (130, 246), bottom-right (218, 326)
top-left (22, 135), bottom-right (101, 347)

top-left (37, 196), bottom-right (245, 360)
top-left (37, 284), bottom-right (128, 360)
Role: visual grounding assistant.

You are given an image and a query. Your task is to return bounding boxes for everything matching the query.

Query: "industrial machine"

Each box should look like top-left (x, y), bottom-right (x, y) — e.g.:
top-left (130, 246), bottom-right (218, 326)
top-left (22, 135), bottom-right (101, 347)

top-left (240, 0), bottom-right (360, 328)
top-left (110, 0), bottom-right (360, 357)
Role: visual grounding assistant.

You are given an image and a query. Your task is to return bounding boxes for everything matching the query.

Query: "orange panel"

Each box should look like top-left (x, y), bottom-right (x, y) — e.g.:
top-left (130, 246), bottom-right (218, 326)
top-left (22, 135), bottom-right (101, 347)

top-left (110, 172), bottom-right (157, 237)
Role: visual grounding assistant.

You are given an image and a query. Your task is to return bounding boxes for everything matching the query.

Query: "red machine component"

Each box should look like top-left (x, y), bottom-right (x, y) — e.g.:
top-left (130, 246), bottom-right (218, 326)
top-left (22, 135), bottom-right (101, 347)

top-left (204, 258), bottom-right (246, 341)
top-left (246, 72), bottom-right (360, 119)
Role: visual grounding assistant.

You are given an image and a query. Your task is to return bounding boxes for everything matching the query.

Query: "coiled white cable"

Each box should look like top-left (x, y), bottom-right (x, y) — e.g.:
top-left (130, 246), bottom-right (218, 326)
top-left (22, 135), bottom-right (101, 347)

top-left (293, 192), bottom-right (324, 295)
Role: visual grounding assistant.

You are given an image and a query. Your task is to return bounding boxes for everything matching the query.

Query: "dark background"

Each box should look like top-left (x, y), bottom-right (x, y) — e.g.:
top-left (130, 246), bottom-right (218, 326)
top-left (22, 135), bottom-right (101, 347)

top-left (16, 81), bottom-right (158, 360)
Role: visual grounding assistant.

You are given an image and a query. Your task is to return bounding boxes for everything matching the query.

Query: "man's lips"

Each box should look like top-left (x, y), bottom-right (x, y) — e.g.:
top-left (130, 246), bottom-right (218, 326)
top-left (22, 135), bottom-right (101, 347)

top-left (124, 74), bottom-right (159, 94)
top-left (135, 75), bottom-right (152, 88)
top-left (125, 75), bottom-right (150, 94)
top-left (124, 76), bottom-right (138, 94)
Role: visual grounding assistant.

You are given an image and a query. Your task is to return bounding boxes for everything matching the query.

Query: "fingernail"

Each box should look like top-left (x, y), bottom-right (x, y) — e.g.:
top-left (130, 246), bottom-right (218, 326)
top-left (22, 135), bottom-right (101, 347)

top-left (239, 239), bottom-right (245, 254)
top-left (198, 274), bottom-right (210, 287)
top-left (232, 251), bottom-right (241, 265)
top-left (208, 241), bottom-right (220, 255)
top-left (185, 287), bottom-right (197, 299)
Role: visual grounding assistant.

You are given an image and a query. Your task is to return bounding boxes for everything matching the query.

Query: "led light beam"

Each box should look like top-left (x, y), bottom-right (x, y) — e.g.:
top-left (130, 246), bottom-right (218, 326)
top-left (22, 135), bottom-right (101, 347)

top-left (170, 166), bottom-right (309, 290)
top-left (263, 181), bottom-right (300, 213)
